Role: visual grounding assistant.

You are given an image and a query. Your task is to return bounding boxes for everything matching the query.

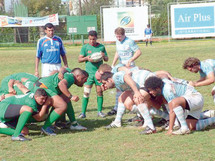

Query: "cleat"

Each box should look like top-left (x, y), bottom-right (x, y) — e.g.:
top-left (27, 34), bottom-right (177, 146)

top-left (172, 128), bottom-right (190, 135)
top-left (70, 123), bottom-right (87, 131)
top-left (127, 115), bottom-right (143, 123)
top-left (98, 112), bottom-right (106, 118)
top-left (54, 121), bottom-right (70, 129)
top-left (11, 134), bottom-right (31, 141)
top-left (139, 126), bottom-right (156, 135)
top-left (41, 127), bottom-right (56, 136)
top-left (78, 113), bottom-right (86, 118)
top-left (107, 109), bottom-right (117, 116)
top-left (105, 121), bottom-right (121, 129)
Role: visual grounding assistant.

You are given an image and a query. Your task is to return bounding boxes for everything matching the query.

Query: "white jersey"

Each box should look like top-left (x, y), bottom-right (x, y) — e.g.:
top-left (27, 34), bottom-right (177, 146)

top-left (113, 69), bottom-right (155, 92)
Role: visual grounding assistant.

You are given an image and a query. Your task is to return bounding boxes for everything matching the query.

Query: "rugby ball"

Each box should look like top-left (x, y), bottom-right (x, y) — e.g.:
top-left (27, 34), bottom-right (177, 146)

top-left (90, 52), bottom-right (103, 62)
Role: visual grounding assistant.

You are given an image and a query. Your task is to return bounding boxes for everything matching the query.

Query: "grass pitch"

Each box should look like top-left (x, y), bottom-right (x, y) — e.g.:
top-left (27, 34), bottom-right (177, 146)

top-left (0, 40), bottom-right (215, 160)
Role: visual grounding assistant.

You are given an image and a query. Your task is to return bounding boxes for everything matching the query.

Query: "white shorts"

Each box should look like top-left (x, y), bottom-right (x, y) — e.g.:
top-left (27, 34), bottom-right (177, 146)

top-left (41, 63), bottom-right (62, 77)
top-left (182, 91), bottom-right (204, 119)
top-left (145, 35), bottom-right (152, 39)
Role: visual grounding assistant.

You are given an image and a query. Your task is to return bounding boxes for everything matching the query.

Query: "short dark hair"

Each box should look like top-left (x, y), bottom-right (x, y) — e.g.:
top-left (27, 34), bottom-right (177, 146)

top-left (88, 30), bottom-right (97, 37)
top-left (35, 88), bottom-right (48, 97)
top-left (100, 72), bottom-right (113, 81)
top-left (144, 76), bottom-right (164, 90)
top-left (71, 68), bottom-right (89, 77)
top-left (183, 57), bottom-right (200, 69)
top-left (44, 23), bottom-right (54, 30)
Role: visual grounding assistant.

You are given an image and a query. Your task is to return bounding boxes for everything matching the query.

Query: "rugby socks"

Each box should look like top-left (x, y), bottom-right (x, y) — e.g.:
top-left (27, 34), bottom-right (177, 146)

top-left (66, 101), bottom-right (77, 125)
top-left (213, 95), bottom-right (215, 104)
top-left (131, 105), bottom-right (138, 113)
top-left (138, 103), bottom-right (155, 130)
top-left (196, 117), bottom-right (215, 131)
top-left (97, 96), bottom-right (103, 112)
top-left (13, 111), bottom-right (32, 137)
top-left (113, 90), bottom-right (122, 111)
top-left (146, 41), bottom-right (148, 46)
top-left (81, 97), bottom-right (89, 114)
top-left (0, 128), bottom-right (15, 136)
top-left (43, 110), bottom-right (60, 129)
top-left (114, 102), bottom-right (125, 123)
top-left (150, 108), bottom-right (169, 121)
top-left (173, 106), bottom-right (189, 130)
top-left (150, 41), bottom-right (152, 45)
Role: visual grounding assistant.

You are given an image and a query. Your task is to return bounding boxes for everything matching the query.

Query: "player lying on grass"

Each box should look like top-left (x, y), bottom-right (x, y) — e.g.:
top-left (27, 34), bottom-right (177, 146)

top-left (183, 57), bottom-right (215, 103)
top-left (32, 68), bottom-right (88, 135)
top-left (0, 88), bottom-right (53, 141)
top-left (144, 76), bottom-right (215, 135)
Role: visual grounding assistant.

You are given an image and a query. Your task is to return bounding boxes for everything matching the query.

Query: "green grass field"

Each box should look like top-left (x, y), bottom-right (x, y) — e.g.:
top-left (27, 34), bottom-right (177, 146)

top-left (0, 40), bottom-right (215, 160)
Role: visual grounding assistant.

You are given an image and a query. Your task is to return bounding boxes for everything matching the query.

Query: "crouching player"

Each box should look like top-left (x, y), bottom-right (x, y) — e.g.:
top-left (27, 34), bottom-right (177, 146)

top-left (144, 76), bottom-right (215, 135)
top-left (0, 88), bottom-right (53, 141)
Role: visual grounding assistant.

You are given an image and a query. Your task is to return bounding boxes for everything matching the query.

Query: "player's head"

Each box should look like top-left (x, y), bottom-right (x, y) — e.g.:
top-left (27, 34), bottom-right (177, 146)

top-left (44, 23), bottom-right (54, 38)
top-left (100, 72), bottom-right (115, 89)
top-left (144, 76), bottom-right (164, 97)
top-left (96, 64), bottom-right (112, 82)
top-left (115, 27), bottom-right (126, 42)
top-left (72, 68), bottom-right (89, 87)
top-left (88, 30), bottom-right (97, 46)
top-left (34, 88), bottom-right (48, 105)
top-left (183, 57), bottom-right (200, 73)
top-left (147, 24), bottom-right (150, 28)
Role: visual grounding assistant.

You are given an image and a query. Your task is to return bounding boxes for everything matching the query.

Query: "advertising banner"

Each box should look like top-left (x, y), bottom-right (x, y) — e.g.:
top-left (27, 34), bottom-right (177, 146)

top-left (103, 6), bottom-right (148, 41)
top-left (171, 3), bottom-right (215, 38)
top-left (0, 14), bottom-right (59, 27)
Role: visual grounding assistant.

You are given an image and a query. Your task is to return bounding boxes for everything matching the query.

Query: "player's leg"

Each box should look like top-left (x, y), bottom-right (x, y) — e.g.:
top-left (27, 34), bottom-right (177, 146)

top-left (60, 94), bottom-right (87, 131)
top-left (80, 75), bottom-right (93, 118)
top-left (107, 89), bottom-right (121, 116)
top-left (96, 85), bottom-right (106, 118)
top-left (42, 94), bottom-right (67, 135)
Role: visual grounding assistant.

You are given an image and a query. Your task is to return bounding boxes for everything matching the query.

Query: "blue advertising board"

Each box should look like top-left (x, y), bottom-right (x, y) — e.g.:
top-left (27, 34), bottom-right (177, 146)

top-left (171, 3), bottom-right (215, 38)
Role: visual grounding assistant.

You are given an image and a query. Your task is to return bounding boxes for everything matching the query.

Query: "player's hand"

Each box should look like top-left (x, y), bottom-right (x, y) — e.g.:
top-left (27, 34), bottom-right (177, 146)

top-left (101, 84), bottom-right (108, 91)
top-left (35, 71), bottom-right (39, 78)
top-left (188, 81), bottom-right (195, 87)
top-left (58, 72), bottom-right (64, 80)
top-left (166, 129), bottom-right (173, 136)
top-left (71, 95), bottom-right (79, 102)
top-left (8, 87), bottom-right (16, 95)
top-left (126, 59), bottom-right (132, 67)
top-left (133, 91), bottom-right (144, 105)
top-left (87, 56), bottom-right (94, 62)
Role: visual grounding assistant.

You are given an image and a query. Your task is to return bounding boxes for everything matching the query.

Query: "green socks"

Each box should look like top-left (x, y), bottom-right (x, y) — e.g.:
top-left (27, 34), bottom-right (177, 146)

top-left (13, 111), bottom-right (32, 137)
top-left (66, 101), bottom-right (76, 124)
top-left (0, 128), bottom-right (15, 136)
top-left (43, 110), bottom-right (60, 129)
top-left (97, 96), bottom-right (103, 112)
top-left (81, 97), bottom-right (89, 114)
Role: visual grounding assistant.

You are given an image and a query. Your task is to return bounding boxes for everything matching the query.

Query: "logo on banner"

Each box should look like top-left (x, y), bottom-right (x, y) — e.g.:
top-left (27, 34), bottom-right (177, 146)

top-left (118, 11), bottom-right (134, 33)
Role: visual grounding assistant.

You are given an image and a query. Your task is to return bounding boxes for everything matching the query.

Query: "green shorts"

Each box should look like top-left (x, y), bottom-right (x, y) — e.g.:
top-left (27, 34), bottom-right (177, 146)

top-left (84, 73), bottom-right (102, 86)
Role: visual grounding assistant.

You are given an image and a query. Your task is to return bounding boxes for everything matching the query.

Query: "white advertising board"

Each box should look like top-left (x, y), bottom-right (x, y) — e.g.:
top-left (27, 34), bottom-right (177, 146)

top-left (103, 6), bottom-right (148, 41)
top-left (171, 3), bottom-right (215, 38)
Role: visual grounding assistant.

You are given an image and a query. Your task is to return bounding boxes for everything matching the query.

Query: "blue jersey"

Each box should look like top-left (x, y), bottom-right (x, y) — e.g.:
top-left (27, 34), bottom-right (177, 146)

top-left (144, 28), bottom-right (152, 35)
top-left (162, 79), bottom-right (196, 103)
top-left (116, 37), bottom-right (139, 66)
top-left (113, 69), bottom-right (152, 92)
top-left (36, 35), bottom-right (66, 64)
top-left (199, 59), bottom-right (215, 78)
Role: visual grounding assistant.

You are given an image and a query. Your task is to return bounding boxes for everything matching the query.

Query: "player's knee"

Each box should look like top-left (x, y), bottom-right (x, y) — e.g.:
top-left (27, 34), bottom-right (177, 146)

top-left (83, 87), bottom-right (91, 98)
top-left (22, 106), bottom-right (33, 113)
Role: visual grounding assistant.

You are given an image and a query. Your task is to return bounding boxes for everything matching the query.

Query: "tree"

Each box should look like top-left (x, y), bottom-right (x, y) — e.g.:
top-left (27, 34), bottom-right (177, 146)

top-left (21, 0), bottom-right (62, 16)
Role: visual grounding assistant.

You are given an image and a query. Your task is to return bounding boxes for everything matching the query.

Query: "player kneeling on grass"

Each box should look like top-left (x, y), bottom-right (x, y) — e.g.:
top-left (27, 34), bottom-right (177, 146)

top-left (144, 76), bottom-right (215, 135)
top-left (0, 88), bottom-right (53, 141)
top-left (78, 30), bottom-right (108, 118)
